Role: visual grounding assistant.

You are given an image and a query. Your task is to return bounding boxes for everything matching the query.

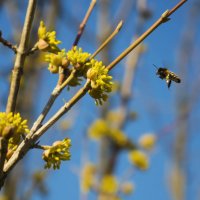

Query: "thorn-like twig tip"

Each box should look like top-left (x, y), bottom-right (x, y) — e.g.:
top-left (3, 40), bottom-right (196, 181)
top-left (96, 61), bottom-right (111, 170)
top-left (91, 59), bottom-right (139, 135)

top-left (116, 20), bottom-right (123, 31)
top-left (90, 0), bottom-right (96, 7)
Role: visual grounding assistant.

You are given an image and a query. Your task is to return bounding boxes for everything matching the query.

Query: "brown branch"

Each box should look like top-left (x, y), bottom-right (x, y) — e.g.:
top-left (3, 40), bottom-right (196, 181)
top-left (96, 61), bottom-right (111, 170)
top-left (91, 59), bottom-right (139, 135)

top-left (6, 0), bottom-right (37, 113)
top-left (0, 31), bottom-right (17, 53)
top-left (25, 43), bottom-right (38, 55)
top-left (0, 126), bottom-right (14, 186)
top-left (107, 0), bottom-right (187, 71)
top-left (56, 0), bottom-right (96, 88)
top-left (73, 0), bottom-right (96, 47)
top-left (30, 69), bottom-right (76, 134)
top-left (0, 0), bottom-right (37, 189)
top-left (90, 20), bottom-right (123, 59)
top-left (168, 0), bottom-right (187, 16)
top-left (0, 138), bottom-right (8, 178)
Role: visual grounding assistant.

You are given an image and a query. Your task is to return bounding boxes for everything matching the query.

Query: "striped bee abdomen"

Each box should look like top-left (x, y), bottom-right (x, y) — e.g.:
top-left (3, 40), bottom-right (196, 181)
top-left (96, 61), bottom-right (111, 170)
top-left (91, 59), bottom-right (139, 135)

top-left (169, 72), bottom-right (181, 83)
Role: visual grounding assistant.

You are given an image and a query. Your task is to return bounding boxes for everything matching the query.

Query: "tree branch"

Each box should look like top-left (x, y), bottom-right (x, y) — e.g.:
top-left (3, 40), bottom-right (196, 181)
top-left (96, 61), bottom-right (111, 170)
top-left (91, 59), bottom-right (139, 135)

top-left (0, 0), bottom-right (37, 189)
top-left (6, 0), bottom-right (37, 113)
top-left (0, 31), bottom-right (17, 53)
top-left (107, 0), bottom-right (187, 71)
top-left (73, 0), bottom-right (96, 47)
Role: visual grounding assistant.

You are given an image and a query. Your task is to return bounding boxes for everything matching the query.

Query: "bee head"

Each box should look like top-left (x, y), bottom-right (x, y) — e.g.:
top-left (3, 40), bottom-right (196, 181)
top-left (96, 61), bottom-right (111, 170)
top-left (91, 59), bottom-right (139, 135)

top-left (157, 68), bottom-right (167, 75)
top-left (153, 64), bottom-right (162, 74)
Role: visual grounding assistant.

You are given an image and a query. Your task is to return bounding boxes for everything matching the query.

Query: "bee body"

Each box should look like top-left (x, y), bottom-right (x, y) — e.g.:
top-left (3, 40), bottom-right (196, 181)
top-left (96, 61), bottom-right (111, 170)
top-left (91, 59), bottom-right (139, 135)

top-left (154, 65), bottom-right (181, 88)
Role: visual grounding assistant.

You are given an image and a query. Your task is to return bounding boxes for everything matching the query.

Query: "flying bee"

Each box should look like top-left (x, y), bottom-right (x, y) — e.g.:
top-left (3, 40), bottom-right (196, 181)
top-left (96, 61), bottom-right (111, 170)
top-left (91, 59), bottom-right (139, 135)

top-left (153, 64), bottom-right (181, 88)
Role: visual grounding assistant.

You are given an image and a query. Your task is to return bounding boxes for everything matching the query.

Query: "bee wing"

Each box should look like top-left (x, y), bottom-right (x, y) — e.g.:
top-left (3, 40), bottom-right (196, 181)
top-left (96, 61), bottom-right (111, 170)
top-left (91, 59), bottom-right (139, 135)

top-left (166, 79), bottom-right (172, 88)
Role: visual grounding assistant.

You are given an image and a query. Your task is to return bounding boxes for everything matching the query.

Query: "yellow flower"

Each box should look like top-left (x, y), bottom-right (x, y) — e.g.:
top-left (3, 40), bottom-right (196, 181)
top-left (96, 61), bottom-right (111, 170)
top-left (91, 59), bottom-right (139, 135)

top-left (120, 182), bottom-right (134, 194)
top-left (42, 138), bottom-right (71, 169)
top-left (87, 59), bottom-right (112, 90)
top-left (87, 59), bottom-right (113, 105)
top-left (88, 119), bottom-right (128, 147)
top-left (67, 46), bottom-right (90, 67)
top-left (100, 174), bottom-right (118, 194)
top-left (0, 112), bottom-right (29, 135)
top-left (128, 150), bottom-right (149, 170)
top-left (0, 112), bottom-right (29, 152)
top-left (139, 133), bottom-right (156, 151)
top-left (81, 163), bottom-right (96, 193)
top-left (37, 21), bottom-right (61, 53)
top-left (109, 129), bottom-right (128, 147)
top-left (45, 49), bottom-right (67, 73)
top-left (88, 119), bottom-right (109, 140)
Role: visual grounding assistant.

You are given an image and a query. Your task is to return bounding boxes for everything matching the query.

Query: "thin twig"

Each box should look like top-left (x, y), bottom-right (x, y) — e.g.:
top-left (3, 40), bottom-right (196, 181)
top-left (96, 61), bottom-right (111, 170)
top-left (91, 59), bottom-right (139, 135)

top-left (0, 31), bottom-right (17, 53)
top-left (58, 0), bottom-right (96, 86)
top-left (6, 0), bottom-right (37, 113)
top-left (90, 20), bottom-right (123, 59)
top-left (25, 43), bottom-right (38, 55)
top-left (30, 69), bottom-right (76, 134)
top-left (168, 0), bottom-right (187, 16)
top-left (73, 0), bottom-right (96, 47)
top-left (31, 144), bottom-right (48, 150)
top-left (107, 0), bottom-right (187, 71)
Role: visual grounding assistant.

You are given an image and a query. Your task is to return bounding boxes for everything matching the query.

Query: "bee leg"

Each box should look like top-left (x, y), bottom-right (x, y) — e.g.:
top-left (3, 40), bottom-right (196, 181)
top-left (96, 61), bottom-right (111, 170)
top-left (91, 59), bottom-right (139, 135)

top-left (166, 80), bottom-right (171, 88)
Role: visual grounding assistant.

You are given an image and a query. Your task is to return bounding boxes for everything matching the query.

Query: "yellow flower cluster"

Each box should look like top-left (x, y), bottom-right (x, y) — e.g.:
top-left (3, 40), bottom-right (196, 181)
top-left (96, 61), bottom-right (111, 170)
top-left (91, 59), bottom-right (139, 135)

top-left (0, 112), bottom-right (29, 151)
top-left (42, 138), bottom-right (71, 169)
top-left (88, 119), bottom-right (128, 147)
top-left (45, 49), bottom-right (68, 73)
top-left (87, 60), bottom-right (113, 105)
top-left (38, 21), bottom-right (61, 53)
top-left (81, 163), bottom-right (96, 193)
top-left (128, 150), bottom-right (149, 170)
top-left (66, 46), bottom-right (91, 87)
top-left (139, 133), bottom-right (156, 151)
top-left (67, 46), bottom-right (91, 68)
top-left (100, 174), bottom-right (118, 194)
top-left (37, 21), bottom-right (113, 104)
